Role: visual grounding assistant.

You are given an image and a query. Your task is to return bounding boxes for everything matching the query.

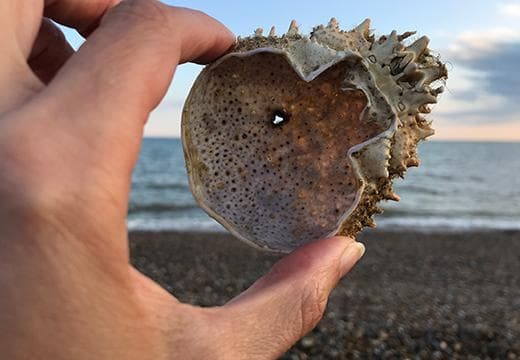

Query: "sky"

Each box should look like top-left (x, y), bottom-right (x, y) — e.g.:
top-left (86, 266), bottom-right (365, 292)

top-left (61, 0), bottom-right (520, 141)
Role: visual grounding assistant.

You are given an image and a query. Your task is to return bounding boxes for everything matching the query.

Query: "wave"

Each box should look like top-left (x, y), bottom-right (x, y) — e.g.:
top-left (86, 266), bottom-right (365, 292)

top-left (394, 184), bottom-right (443, 195)
top-left (127, 217), bottom-right (225, 232)
top-left (381, 207), bottom-right (517, 218)
top-left (131, 182), bottom-right (189, 191)
top-left (376, 216), bottom-right (520, 232)
top-left (128, 202), bottom-right (198, 214)
top-left (413, 172), bottom-right (455, 181)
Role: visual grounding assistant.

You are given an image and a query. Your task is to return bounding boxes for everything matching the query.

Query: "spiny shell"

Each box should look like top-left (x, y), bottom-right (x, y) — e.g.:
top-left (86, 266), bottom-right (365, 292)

top-left (182, 19), bottom-right (447, 252)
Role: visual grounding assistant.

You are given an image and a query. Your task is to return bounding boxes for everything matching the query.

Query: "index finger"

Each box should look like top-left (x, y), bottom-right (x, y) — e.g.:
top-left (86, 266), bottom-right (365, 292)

top-left (38, 1), bottom-right (234, 177)
top-left (44, 1), bottom-right (235, 123)
top-left (44, 0), bottom-right (121, 35)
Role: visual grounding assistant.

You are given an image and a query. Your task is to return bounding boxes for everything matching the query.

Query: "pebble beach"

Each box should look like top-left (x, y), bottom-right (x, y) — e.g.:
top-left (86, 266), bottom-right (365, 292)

top-left (130, 229), bottom-right (520, 359)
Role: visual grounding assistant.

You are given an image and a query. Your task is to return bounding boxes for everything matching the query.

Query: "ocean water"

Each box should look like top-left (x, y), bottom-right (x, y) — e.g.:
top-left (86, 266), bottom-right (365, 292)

top-left (128, 139), bottom-right (520, 233)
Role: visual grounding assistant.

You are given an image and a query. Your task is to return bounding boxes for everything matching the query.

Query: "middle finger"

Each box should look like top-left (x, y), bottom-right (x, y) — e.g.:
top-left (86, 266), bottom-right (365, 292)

top-left (28, 18), bottom-right (75, 83)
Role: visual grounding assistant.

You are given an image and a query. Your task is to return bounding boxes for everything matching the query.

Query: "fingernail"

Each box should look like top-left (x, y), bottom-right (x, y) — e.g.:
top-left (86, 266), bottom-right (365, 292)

top-left (340, 242), bottom-right (365, 275)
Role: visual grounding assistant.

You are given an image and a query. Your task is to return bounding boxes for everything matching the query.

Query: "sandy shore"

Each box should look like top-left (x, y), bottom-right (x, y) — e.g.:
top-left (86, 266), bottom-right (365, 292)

top-left (129, 230), bottom-right (520, 359)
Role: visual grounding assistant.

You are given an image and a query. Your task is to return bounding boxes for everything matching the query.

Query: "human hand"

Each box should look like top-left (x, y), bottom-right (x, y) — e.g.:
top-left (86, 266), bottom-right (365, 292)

top-left (0, 1), bottom-right (365, 359)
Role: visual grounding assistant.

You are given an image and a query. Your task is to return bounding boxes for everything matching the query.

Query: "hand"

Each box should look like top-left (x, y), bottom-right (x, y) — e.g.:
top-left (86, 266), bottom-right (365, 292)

top-left (0, 1), bottom-right (365, 359)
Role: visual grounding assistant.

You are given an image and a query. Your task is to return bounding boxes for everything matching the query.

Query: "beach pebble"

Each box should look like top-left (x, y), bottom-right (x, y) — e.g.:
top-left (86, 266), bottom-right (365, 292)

top-left (300, 337), bottom-right (315, 348)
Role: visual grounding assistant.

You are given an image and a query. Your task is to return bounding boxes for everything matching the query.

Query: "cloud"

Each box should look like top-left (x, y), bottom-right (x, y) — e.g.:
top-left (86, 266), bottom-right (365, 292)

top-left (498, 2), bottom-right (520, 18)
top-left (457, 43), bottom-right (519, 99)
top-left (447, 28), bottom-right (520, 60)
top-left (436, 27), bottom-right (520, 124)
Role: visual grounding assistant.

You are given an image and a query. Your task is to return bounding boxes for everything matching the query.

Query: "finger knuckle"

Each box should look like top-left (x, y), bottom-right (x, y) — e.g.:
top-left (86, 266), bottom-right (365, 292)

top-left (299, 276), bottom-right (328, 334)
top-left (108, 0), bottom-right (170, 28)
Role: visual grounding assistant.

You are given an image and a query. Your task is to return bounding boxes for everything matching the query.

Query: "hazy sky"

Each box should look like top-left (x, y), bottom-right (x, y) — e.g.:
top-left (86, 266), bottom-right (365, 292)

top-left (62, 0), bottom-right (520, 141)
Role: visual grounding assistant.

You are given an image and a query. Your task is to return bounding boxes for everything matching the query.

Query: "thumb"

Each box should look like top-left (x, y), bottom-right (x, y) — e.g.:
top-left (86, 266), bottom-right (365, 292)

top-left (215, 236), bottom-right (365, 359)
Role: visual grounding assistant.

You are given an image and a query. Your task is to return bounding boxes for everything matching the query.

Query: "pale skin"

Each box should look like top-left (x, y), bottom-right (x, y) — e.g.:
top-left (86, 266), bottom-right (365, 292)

top-left (0, 1), bottom-right (366, 359)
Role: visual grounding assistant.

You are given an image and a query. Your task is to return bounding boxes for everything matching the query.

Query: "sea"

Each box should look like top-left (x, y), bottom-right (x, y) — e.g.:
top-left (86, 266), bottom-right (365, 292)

top-left (128, 139), bottom-right (520, 233)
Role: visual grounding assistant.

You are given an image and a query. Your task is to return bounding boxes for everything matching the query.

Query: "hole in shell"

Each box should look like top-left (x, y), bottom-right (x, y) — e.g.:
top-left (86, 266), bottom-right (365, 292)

top-left (271, 109), bottom-right (290, 127)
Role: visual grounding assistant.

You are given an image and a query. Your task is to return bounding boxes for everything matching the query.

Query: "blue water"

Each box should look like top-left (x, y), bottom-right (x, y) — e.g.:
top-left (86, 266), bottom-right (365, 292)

top-left (128, 139), bottom-right (520, 233)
